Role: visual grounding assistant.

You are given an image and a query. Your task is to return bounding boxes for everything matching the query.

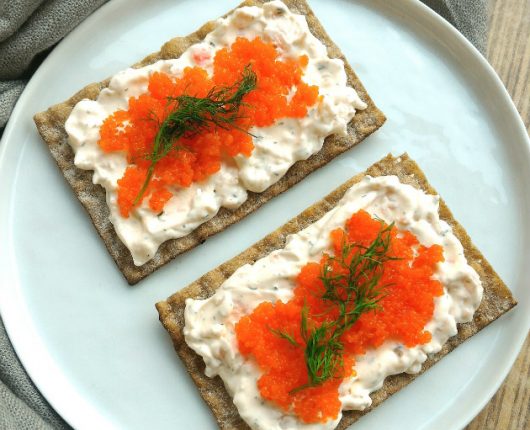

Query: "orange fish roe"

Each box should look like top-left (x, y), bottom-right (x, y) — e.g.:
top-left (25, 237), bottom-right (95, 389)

top-left (235, 210), bottom-right (444, 423)
top-left (98, 37), bottom-right (320, 217)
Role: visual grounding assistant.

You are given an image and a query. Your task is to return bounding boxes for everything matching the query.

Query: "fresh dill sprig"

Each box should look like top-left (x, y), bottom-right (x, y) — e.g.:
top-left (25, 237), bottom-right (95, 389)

top-left (272, 220), bottom-right (397, 393)
top-left (133, 65), bottom-right (257, 206)
top-left (268, 326), bottom-right (299, 347)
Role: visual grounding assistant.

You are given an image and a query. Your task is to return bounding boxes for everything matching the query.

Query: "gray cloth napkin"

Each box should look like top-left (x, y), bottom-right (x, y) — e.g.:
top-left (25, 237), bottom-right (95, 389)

top-left (0, 0), bottom-right (107, 130)
top-left (0, 319), bottom-right (68, 429)
top-left (0, 0), bottom-right (488, 428)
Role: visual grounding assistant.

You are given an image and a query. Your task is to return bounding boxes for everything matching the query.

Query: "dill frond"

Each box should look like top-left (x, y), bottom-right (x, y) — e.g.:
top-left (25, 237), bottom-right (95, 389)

top-left (271, 219), bottom-right (397, 393)
top-left (133, 65), bottom-right (257, 206)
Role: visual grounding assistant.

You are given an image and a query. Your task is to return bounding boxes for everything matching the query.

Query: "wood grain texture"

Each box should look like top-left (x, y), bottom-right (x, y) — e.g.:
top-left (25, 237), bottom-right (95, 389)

top-left (466, 0), bottom-right (530, 429)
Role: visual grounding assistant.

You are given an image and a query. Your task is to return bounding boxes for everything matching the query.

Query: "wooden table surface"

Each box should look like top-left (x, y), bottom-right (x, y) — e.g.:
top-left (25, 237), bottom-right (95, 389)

top-left (466, 1), bottom-right (529, 429)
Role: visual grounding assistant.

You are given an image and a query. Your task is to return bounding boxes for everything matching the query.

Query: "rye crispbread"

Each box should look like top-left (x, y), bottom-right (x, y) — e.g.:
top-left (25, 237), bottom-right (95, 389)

top-left (33, 0), bottom-right (386, 284)
top-left (156, 153), bottom-right (516, 429)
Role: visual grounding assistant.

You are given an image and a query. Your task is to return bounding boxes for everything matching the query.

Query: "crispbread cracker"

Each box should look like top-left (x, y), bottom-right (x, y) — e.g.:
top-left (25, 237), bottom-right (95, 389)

top-left (156, 153), bottom-right (516, 429)
top-left (33, 0), bottom-right (385, 284)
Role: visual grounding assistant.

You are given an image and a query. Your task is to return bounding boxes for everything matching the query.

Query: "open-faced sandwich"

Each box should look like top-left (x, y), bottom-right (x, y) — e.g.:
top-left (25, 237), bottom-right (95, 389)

top-left (156, 154), bottom-right (516, 429)
top-left (33, 0), bottom-right (385, 284)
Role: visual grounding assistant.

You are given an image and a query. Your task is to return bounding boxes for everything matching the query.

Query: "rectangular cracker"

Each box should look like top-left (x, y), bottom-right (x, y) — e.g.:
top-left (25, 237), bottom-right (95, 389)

top-left (156, 153), bottom-right (517, 429)
top-left (33, 0), bottom-right (386, 284)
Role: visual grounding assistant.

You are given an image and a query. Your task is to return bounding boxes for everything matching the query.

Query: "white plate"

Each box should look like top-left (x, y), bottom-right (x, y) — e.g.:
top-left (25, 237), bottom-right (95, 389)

top-left (1, 0), bottom-right (529, 429)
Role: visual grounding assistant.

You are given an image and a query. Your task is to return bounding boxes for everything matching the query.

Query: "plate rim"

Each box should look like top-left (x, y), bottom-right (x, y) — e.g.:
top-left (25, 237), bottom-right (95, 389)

top-left (0, 0), bottom-right (529, 429)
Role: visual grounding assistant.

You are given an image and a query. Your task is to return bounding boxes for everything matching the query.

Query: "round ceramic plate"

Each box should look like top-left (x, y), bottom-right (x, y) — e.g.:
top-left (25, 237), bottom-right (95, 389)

top-left (1, 0), bottom-right (529, 429)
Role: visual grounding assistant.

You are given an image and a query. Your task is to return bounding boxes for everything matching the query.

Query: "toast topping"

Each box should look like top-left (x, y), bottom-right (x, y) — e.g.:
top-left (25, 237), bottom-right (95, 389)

top-left (235, 210), bottom-right (444, 423)
top-left (98, 37), bottom-right (320, 217)
top-left (66, 0), bottom-right (366, 265)
top-left (184, 176), bottom-right (483, 429)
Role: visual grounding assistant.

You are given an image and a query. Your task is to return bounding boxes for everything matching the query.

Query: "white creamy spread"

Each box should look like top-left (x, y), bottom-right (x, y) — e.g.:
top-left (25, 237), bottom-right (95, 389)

top-left (184, 175), bottom-right (483, 430)
top-left (65, 0), bottom-right (366, 265)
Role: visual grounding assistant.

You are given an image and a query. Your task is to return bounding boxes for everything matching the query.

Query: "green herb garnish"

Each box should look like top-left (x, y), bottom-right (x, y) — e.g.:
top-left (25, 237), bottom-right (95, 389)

top-left (273, 220), bottom-right (397, 393)
top-left (133, 65), bottom-right (257, 206)
top-left (268, 326), bottom-right (299, 347)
